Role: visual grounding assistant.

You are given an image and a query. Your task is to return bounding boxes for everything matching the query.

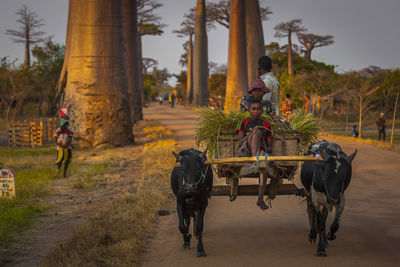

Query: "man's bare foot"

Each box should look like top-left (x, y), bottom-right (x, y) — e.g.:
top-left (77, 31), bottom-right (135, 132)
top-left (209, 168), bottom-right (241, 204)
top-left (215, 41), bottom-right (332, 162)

top-left (257, 198), bottom-right (269, 210)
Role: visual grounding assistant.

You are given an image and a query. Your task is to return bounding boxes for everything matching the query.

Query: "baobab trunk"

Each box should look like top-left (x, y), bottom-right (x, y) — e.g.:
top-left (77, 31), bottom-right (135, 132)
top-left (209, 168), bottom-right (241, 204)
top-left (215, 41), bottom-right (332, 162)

top-left (288, 33), bottom-right (293, 75)
top-left (304, 47), bottom-right (312, 62)
top-left (137, 33), bottom-right (144, 119)
top-left (124, 0), bottom-right (142, 123)
top-left (61, 0), bottom-right (133, 147)
top-left (245, 0), bottom-right (265, 85)
top-left (193, 0), bottom-right (209, 106)
top-left (186, 34), bottom-right (194, 104)
top-left (391, 90), bottom-right (399, 144)
top-left (24, 38), bottom-right (30, 69)
top-left (225, 0), bottom-right (248, 112)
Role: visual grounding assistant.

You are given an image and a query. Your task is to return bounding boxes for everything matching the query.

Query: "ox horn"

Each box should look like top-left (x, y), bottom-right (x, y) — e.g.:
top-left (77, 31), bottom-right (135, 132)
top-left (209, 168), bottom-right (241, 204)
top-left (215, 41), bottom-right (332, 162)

top-left (172, 151), bottom-right (184, 162)
top-left (200, 147), bottom-right (208, 161)
top-left (346, 149), bottom-right (357, 164)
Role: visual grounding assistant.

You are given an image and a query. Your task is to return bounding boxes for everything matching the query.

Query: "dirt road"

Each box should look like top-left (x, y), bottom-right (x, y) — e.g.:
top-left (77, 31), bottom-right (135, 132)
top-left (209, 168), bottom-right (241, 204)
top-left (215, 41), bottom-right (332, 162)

top-left (142, 103), bottom-right (400, 267)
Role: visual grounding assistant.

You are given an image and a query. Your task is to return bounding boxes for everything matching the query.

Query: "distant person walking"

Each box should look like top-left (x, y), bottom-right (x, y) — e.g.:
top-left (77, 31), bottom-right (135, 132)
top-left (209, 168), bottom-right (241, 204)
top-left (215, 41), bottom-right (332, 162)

top-left (170, 92), bottom-right (175, 108)
top-left (55, 107), bottom-right (73, 177)
top-left (281, 93), bottom-right (295, 120)
top-left (376, 113), bottom-right (386, 141)
top-left (352, 125), bottom-right (359, 138)
top-left (258, 56), bottom-right (280, 116)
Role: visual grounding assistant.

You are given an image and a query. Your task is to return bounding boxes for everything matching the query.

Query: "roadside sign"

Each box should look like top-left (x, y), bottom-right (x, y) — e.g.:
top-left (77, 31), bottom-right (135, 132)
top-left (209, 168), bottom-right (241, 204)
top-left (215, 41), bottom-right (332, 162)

top-left (0, 168), bottom-right (16, 199)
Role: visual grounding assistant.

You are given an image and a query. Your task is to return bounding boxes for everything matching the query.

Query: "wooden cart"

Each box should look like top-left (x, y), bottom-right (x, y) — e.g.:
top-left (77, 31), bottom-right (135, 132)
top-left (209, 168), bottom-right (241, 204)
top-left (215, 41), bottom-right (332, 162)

top-left (206, 131), bottom-right (320, 201)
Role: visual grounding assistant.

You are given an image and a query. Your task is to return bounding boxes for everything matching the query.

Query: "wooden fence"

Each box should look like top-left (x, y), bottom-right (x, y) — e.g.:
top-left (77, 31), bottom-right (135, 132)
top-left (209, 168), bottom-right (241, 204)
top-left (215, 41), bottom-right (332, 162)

top-left (8, 118), bottom-right (58, 147)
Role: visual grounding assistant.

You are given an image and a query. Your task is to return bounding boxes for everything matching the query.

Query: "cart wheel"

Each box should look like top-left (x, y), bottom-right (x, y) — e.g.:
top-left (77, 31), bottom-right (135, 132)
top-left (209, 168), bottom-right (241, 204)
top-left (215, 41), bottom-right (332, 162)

top-left (192, 213), bottom-right (198, 240)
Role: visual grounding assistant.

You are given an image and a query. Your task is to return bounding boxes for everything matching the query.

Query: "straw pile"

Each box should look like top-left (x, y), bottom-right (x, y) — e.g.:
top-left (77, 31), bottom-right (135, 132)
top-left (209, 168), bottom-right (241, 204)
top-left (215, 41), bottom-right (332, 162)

top-left (195, 108), bottom-right (319, 156)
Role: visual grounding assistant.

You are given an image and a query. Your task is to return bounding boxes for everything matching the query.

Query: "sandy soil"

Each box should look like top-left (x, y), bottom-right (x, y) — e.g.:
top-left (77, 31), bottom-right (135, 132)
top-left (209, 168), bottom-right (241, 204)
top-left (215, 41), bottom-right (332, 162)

top-left (0, 145), bottom-right (143, 266)
top-left (141, 102), bottom-right (400, 267)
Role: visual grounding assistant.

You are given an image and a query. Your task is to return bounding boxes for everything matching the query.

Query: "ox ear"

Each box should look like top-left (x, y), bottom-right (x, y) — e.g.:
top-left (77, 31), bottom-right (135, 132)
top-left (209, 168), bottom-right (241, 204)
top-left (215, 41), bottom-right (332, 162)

top-left (346, 149), bottom-right (357, 164)
top-left (200, 147), bottom-right (208, 162)
top-left (172, 151), bottom-right (183, 162)
top-left (319, 148), bottom-right (331, 161)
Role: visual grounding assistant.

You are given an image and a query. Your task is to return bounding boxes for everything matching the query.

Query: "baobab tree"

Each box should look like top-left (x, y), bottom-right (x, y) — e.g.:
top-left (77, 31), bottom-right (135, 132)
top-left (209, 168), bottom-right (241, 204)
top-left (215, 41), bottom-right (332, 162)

top-left (224, 0), bottom-right (248, 112)
top-left (174, 10), bottom-right (195, 104)
top-left (274, 19), bottom-right (306, 75)
top-left (297, 33), bottom-right (334, 62)
top-left (56, 0), bottom-right (133, 147)
top-left (5, 5), bottom-right (46, 69)
top-left (246, 0), bottom-right (271, 84)
top-left (174, 7), bottom-right (214, 104)
top-left (193, 0), bottom-right (209, 106)
top-left (124, 0), bottom-right (141, 123)
top-left (207, 0), bottom-right (272, 84)
top-left (137, 0), bottom-right (165, 119)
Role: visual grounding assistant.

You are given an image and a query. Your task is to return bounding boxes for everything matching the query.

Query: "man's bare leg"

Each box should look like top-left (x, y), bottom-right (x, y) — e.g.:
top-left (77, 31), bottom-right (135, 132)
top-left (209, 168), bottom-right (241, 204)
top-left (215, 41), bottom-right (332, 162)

top-left (257, 170), bottom-right (269, 210)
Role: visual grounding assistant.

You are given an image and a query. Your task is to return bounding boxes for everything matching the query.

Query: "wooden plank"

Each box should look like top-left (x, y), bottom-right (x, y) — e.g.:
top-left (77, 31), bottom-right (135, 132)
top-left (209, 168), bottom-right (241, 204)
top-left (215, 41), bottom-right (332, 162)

top-left (211, 184), bottom-right (300, 196)
top-left (205, 155), bottom-right (321, 164)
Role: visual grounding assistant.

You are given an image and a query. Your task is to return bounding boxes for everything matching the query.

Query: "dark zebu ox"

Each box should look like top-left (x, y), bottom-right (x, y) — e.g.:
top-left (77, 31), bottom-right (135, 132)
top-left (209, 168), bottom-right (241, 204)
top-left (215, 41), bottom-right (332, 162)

top-left (171, 148), bottom-right (213, 257)
top-left (300, 141), bottom-right (357, 256)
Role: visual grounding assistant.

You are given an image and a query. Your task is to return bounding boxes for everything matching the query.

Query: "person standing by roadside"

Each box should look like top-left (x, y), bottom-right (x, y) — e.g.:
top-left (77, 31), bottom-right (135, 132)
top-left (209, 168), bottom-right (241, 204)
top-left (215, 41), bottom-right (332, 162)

top-left (376, 113), bottom-right (386, 141)
top-left (281, 93), bottom-right (295, 120)
top-left (304, 94), bottom-right (313, 114)
top-left (258, 56), bottom-right (280, 116)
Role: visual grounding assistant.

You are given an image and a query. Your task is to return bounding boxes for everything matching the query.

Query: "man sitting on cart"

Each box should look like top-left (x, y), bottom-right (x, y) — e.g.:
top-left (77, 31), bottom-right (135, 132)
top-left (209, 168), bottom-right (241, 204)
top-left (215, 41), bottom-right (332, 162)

top-left (236, 100), bottom-right (274, 210)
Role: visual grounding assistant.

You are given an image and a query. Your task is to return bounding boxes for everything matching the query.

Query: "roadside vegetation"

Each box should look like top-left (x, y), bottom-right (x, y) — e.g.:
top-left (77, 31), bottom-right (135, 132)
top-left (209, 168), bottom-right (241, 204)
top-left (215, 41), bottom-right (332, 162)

top-left (0, 144), bottom-right (123, 248)
top-left (44, 120), bottom-right (176, 266)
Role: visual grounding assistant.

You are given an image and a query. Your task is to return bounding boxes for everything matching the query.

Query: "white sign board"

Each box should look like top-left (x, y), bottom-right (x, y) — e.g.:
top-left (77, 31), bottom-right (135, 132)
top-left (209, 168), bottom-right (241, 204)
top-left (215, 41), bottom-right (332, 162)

top-left (0, 168), bottom-right (16, 199)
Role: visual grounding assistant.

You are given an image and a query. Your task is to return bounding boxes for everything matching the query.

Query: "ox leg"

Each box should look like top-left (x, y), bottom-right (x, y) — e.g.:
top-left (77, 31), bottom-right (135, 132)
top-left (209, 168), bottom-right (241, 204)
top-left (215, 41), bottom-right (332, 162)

top-left (328, 195), bottom-right (345, 241)
top-left (306, 196), bottom-right (317, 243)
top-left (196, 205), bottom-right (207, 257)
top-left (316, 207), bottom-right (328, 257)
top-left (177, 201), bottom-right (191, 249)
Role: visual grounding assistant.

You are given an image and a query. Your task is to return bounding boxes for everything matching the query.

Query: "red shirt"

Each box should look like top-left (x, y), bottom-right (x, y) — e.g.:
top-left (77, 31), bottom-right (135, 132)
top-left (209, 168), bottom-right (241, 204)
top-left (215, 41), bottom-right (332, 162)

top-left (236, 119), bottom-right (273, 140)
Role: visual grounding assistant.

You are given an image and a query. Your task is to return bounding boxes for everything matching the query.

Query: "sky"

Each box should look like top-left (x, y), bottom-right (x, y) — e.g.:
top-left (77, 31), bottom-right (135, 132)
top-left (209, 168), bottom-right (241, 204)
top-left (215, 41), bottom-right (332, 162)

top-left (1, 0), bottom-right (399, 86)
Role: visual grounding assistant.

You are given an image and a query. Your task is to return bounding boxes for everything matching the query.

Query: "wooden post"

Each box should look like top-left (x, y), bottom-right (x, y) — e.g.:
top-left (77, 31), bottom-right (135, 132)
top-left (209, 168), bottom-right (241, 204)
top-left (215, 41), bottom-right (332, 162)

top-left (391, 90), bottom-right (399, 144)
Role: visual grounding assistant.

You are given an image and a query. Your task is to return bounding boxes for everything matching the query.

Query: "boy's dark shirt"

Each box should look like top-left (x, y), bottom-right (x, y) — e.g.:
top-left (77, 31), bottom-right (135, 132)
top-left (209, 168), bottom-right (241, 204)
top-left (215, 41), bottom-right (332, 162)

top-left (376, 117), bottom-right (386, 130)
top-left (235, 119), bottom-right (273, 140)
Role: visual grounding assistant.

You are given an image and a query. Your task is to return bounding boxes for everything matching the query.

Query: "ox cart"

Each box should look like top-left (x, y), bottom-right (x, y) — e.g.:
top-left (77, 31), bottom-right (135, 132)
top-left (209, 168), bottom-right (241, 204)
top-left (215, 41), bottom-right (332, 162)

top-left (205, 130), bottom-right (320, 201)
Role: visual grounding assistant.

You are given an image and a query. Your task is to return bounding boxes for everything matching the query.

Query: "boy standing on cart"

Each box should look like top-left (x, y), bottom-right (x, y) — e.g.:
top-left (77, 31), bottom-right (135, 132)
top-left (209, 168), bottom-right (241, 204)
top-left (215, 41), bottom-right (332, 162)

top-left (236, 100), bottom-right (274, 210)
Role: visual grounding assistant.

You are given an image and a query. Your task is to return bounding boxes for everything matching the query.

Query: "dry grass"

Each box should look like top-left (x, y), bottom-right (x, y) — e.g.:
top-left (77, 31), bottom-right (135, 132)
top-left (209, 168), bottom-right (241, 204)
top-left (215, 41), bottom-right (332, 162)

top-left (44, 121), bottom-right (177, 266)
top-left (320, 132), bottom-right (400, 153)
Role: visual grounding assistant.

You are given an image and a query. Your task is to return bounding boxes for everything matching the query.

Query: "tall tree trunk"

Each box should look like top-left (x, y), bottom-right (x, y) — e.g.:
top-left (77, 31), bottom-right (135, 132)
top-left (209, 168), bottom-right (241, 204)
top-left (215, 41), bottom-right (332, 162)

top-left (137, 33), bottom-right (145, 114)
top-left (55, 0), bottom-right (75, 106)
top-left (124, 0), bottom-right (141, 124)
top-left (358, 94), bottom-right (362, 139)
top-left (245, 0), bottom-right (264, 85)
top-left (288, 32), bottom-right (293, 75)
top-left (304, 48), bottom-right (312, 62)
top-left (391, 90), bottom-right (399, 144)
top-left (24, 36), bottom-right (30, 69)
top-left (62, 0), bottom-right (133, 147)
top-left (224, 0), bottom-right (248, 112)
top-left (186, 34), bottom-right (194, 104)
top-left (193, 0), bottom-right (209, 106)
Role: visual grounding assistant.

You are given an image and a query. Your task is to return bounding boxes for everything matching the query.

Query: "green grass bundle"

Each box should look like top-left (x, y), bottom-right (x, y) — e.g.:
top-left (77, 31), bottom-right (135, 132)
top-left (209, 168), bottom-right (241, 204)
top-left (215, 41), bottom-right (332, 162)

top-left (195, 108), bottom-right (319, 156)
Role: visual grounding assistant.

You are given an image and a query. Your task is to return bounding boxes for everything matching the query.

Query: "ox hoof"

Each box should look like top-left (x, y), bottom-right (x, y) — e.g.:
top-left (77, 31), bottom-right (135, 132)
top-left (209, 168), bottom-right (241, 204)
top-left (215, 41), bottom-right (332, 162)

top-left (327, 232), bottom-right (336, 241)
top-left (197, 251), bottom-right (207, 257)
top-left (183, 243), bottom-right (190, 249)
top-left (316, 250), bottom-right (326, 257)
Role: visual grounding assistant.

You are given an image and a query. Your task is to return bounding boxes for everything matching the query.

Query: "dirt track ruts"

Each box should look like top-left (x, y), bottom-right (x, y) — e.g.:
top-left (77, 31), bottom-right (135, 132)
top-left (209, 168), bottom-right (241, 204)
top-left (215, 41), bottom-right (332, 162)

top-left (141, 102), bottom-right (400, 267)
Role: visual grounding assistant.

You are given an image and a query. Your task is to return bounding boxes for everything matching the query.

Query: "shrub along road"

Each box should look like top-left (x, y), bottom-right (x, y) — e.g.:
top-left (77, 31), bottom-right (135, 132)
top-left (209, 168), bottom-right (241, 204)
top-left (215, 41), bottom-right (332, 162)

top-left (141, 102), bottom-right (400, 266)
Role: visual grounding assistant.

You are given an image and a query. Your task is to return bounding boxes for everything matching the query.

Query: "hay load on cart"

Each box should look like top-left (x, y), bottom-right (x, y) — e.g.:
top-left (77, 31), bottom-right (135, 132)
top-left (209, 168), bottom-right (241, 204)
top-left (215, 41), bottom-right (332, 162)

top-left (195, 108), bottom-right (320, 201)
